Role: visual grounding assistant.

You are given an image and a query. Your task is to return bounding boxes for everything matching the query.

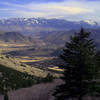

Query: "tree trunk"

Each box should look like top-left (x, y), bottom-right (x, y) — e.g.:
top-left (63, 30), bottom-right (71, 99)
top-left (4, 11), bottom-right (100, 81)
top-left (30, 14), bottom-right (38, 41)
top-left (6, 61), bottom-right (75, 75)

top-left (4, 93), bottom-right (8, 100)
top-left (79, 96), bottom-right (82, 100)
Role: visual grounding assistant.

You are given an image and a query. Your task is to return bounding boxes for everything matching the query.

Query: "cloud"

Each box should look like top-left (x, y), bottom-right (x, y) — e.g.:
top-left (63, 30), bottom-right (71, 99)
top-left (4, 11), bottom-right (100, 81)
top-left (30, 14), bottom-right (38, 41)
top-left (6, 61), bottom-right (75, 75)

top-left (0, 1), bottom-right (93, 13)
top-left (49, 6), bottom-right (92, 14)
top-left (0, 0), bottom-right (99, 21)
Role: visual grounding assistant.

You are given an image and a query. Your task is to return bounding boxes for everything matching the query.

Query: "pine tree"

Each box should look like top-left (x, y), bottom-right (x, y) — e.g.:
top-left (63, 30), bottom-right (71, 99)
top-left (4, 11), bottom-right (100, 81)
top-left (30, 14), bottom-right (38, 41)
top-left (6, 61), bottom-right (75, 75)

top-left (53, 28), bottom-right (100, 100)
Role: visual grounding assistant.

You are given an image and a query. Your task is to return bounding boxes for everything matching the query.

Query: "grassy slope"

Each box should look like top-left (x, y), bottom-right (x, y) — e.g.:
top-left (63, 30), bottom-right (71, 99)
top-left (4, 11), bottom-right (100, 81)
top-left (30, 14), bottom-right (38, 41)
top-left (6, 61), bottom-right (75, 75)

top-left (0, 57), bottom-right (55, 95)
top-left (0, 64), bottom-right (42, 94)
top-left (0, 55), bottom-right (48, 77)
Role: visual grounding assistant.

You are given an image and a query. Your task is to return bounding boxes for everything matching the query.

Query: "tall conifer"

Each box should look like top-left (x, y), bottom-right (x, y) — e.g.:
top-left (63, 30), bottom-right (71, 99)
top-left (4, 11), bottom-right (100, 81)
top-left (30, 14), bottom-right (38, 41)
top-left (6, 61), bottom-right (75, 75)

top-left (53, 28), bottom-right (100, 100)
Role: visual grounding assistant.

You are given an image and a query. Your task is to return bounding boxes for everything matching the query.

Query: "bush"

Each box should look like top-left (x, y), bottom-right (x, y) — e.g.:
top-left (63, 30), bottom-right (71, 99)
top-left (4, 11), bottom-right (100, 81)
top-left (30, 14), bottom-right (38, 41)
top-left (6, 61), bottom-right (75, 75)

top-left (42, 73), bottom-right (54, 83)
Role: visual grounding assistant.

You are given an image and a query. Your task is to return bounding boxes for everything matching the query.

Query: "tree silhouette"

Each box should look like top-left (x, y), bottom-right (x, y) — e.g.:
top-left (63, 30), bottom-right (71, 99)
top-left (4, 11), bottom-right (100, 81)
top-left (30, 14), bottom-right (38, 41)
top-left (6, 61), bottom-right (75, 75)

top-left (53, 28), bottom-right (100, 100)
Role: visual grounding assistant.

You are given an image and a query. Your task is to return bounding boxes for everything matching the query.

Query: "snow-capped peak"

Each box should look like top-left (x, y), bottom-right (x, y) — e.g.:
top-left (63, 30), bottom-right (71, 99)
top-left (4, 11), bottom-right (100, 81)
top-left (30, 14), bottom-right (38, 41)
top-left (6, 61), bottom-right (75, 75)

top-left (23, 18), bottom-right (28, 21)
top-left (83, 19), bottom-right (97, 25)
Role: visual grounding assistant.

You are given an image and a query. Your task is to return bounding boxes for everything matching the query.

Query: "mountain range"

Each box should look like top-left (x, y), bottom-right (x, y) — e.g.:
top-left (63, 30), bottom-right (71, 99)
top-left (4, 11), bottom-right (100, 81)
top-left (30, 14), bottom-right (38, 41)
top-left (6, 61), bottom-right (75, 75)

top-left (0, 18), bottom-right (100, 49)
top-left (0, 18), bottom-right (100, 34)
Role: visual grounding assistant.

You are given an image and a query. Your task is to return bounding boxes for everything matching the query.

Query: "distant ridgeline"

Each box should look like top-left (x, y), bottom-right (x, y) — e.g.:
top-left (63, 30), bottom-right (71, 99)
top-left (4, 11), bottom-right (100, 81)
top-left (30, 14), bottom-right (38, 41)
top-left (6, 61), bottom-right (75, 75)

top-left (0, 18), bottom-right (100, 34)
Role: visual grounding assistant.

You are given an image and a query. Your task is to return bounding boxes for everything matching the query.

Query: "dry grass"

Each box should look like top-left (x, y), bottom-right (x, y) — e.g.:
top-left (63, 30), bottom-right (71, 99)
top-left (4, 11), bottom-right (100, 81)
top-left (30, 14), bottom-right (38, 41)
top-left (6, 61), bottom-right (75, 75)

top-left (8, 79), bottom-right (63, 100)
top-left (20, 59), bottom-right (41, 63)
top-left (0, 43), bottom-right (33, 54)
top-left (48, 66), bottom-right (64, 72)
top-left (0, 43), bottom-right (30, 47)
top-left (21, 56), bottom-right (31, 59)
top-left (0, 55), bottom-right (48, 77)
top-left (19, 57), bottom-right (54, 63)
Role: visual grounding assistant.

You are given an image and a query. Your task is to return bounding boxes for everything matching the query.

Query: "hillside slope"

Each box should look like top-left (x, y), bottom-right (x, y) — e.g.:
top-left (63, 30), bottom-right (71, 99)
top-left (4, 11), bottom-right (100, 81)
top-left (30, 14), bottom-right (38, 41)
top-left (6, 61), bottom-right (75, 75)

top-left (0, 32), bottom-right (45, 47)
top-left (0, 54), bottom-right (48, 77)
top-left (39, 29), bottom-right (100, 48)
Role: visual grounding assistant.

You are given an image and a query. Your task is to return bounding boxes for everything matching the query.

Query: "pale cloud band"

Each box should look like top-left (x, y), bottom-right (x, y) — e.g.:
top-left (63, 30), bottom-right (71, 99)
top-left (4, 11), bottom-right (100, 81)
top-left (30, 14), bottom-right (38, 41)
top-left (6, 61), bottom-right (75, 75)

top-left (0, 0), bottom-right (99, 21)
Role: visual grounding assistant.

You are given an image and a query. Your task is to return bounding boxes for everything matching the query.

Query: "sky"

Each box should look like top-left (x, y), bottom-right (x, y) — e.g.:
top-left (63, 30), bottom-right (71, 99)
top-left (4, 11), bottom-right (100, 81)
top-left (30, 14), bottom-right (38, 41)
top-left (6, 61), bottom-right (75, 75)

top-left (0, 0), bottom-right (100, 21)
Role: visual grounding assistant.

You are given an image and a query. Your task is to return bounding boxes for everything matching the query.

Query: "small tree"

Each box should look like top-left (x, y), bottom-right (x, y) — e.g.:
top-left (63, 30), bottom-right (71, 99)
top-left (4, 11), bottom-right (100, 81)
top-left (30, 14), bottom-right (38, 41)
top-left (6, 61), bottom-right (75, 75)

top-left (42, 73), bottom-right (54, 83)
top-left (53, 28), bottom-right (100, 100)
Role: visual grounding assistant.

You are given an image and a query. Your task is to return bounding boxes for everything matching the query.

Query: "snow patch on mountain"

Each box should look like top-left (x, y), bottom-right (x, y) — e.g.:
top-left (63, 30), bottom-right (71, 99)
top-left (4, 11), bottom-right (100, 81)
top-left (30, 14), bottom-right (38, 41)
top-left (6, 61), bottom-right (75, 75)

top-left (83, 20), bottom-right (98, 26)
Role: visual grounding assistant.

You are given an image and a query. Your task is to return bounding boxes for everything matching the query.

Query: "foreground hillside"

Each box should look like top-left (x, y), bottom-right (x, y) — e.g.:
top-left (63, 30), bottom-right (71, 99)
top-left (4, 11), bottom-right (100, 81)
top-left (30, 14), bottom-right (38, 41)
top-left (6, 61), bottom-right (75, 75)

top-left (0, 64), bottom-right (42, 94)
top-left (0, 55), bottom-right (48, 77)
top-left (0, 79), bottom-right (63, 100)
top-left (0, 54), bottom-right (62, 99)
top-left (0, 78), bottom-right (99, 100)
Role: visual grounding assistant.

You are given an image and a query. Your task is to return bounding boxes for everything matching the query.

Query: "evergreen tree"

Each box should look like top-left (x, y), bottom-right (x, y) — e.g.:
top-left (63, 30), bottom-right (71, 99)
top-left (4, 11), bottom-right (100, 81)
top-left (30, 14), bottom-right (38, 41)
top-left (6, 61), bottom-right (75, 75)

top-left (53, 28), bottom-right (100, 100)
